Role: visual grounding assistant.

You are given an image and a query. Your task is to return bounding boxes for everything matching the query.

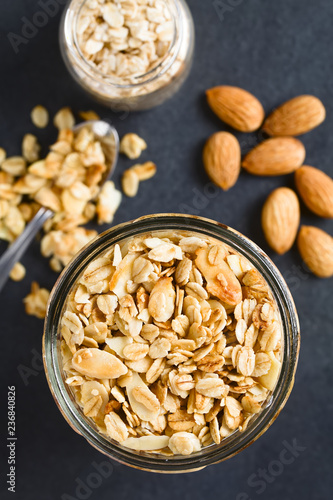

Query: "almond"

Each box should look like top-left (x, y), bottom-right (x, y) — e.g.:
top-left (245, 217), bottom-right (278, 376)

top-left (262, 95), bottom-right (326, 136)
top-left (203, 132), bottom-right (241, 191)
top-left (295, 166), bottom-right (333, 218)
top-left (206, 86), bottom-right (265, 132)
top-left (242, 137), bottom-right (305, 176)
top-left (297, 226), bottom-right (333, 278)
top-left (261, 187), bottom-right (300, 254)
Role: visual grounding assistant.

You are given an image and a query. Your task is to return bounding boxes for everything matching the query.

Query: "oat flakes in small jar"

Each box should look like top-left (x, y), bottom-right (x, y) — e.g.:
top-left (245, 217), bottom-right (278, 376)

top-left (59, 0), bottom-right (194, 111)
top-left (43, 214), bottom-right (300, 473)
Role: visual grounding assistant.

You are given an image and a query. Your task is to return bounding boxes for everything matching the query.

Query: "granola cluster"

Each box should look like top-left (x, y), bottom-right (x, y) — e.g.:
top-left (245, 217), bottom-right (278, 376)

top-left (77, 0), bottom-right (174, 82)
top-left (0, 108), bottom-right (121, 276)
top-left (60, 231), bottom-right (283, 456)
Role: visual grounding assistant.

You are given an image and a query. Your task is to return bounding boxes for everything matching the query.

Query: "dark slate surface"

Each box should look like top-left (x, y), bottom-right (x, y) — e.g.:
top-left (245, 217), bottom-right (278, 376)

top-left (0, 1), bottom-right (332, 499)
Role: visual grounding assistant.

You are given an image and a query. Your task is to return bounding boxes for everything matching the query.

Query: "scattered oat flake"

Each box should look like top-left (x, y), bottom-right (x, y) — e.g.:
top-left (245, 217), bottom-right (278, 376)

top-left (122, 169), bottom-right (139, 197)
top-left (23, 282), bottom-right (50, 319)
top-left (31, 105), bottom-right (49, 128)
top-left (120, 133), bottom-right (147, 159)
top-left (54, 107), bottom-right (75, 130)
top-left (79, 110), bottom-right (100, 121)
top-left (9, 262), bottom-right (26, 282)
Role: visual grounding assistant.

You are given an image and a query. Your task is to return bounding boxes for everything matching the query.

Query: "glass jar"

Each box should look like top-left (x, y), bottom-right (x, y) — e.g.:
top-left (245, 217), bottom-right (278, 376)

top-left (43, 214), bottom-right (300, 473)
top-left (59, 0), bottom-right (195, 111)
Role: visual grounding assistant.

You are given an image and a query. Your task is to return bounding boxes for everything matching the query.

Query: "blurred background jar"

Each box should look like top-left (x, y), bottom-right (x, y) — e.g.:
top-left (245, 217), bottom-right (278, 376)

top-left (59, 0), bottom-right (195, 111)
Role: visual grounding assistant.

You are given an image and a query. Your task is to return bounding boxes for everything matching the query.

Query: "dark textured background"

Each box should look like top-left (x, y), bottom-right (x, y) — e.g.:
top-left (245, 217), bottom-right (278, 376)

top-left (1, 0), bottom-right (332, 499)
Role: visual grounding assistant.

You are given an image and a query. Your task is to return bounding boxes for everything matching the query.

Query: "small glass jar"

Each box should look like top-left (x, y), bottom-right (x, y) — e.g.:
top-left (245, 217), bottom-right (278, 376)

top-left (43, 214), bottom-right (300, 473)
top-left (59, 0), bottom-right (195, 111)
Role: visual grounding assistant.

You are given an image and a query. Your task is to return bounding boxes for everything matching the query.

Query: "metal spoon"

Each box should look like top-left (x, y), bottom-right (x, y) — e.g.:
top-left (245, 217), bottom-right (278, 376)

top-left (0, 120), bottom-right (119, 292)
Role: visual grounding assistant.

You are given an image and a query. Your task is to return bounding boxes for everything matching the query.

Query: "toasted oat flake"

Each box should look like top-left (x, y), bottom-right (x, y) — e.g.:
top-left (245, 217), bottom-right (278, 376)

top-left (22, 134), bottom-right (41, 163)
top-left (120, 133), bottom-right (147, 159)
top-left (0, 147), bottom-right (6, 164)
top-left (31, 105), bottom-right (49, 128)
top-left (54, 107), bottom-right (75, 130)
top-left (24, 282), bottom-right (50, 319)
top-left (9, 262), bottom-right (26, 282)
top-left (122, 169), bottom-right (139, 197)
top-left (79, 110), bottom-right (100, 121)
top-left (132, 162), bottom-right (156, 181)
top-left (2, 156), bottom-right (26, 177)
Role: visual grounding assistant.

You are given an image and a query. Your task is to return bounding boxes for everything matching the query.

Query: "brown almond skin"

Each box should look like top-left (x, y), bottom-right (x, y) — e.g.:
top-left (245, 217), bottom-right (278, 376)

top-left (262, 95), bottom-right (326, 136)
top-left (297, 226), bottom-right (333, 278)
top-left (242, 137), bottom-right (305, 176)
top-left (203, 132), bottom-right (241, 191)
top-left (295, 166), bottom-right (333, 218)
top-left (206, 86), bottom-right (265, 132)
top-left (261, 187), bottom-right (300, 254)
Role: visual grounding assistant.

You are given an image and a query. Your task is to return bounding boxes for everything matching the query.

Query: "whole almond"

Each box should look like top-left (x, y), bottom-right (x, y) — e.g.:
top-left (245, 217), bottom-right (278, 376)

top-left (297, 226), bottom-right (333, 278)
top-left (203, 132), bottom-right (241, 190)
top-left (242, 137), bottom-right (305, 176)
top-left (295, 166), bottom-right (333, 218)
top-left (261, 187), bottom-right (300, 254)
top-left (262, 95), bottom-right (326, 136)
top-left (206, 86), bottom-right (265, 132)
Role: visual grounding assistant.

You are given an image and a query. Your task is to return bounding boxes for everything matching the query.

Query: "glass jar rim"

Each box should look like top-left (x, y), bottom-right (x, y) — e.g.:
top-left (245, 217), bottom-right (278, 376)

top-left (43, 213), bottom-right (300, 472)
top-left (62, 0), bottom-right (183, 89)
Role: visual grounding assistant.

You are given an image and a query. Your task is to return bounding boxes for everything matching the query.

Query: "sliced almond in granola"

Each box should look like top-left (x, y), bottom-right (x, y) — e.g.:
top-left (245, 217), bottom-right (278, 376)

top-left (72, 348), bottom-right (128, 379)
top-left (125, 372), bottom-right (160, 421)
top-left (122, 435), bottom-right (170, 451)
top-left (132, 386), bottom-right (160, 412)
top-left (109, 253), bottom-right (137, 299)
top-left (195, 247), bottom-right (242, 306)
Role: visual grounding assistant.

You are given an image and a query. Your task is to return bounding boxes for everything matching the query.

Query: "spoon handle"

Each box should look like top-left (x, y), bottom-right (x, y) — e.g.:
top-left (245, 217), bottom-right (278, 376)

top-left (0, 207), bottom-right (53, 293)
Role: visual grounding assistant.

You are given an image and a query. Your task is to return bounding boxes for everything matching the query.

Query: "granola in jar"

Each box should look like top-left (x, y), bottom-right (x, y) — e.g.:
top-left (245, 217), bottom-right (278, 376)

top-left (59, 230), bottom-right (283, 456)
